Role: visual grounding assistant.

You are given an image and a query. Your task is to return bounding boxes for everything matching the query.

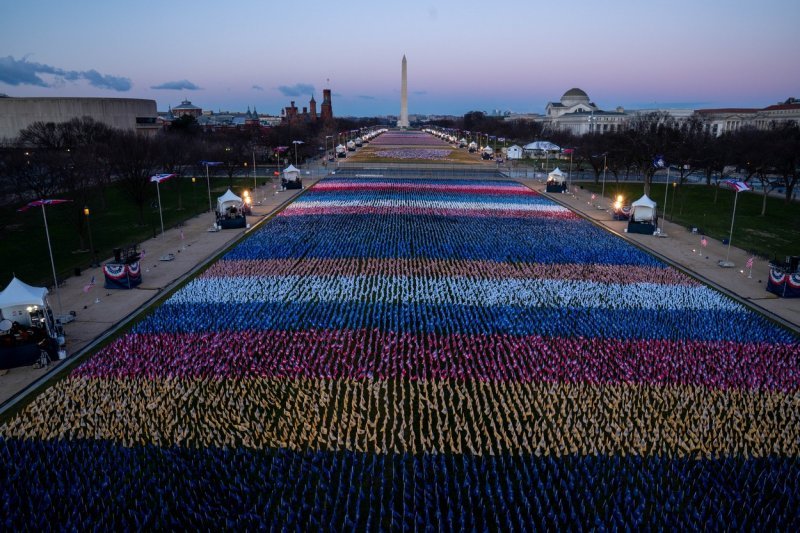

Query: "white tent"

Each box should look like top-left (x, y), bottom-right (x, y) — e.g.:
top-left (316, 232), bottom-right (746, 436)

top-left (217, 189), bottom-right (243, 214)
top-left (0, 277), bottom-right (48, 328)
top-left (506, 145), bottom-right (523, 160)
top-left (630, 194), bottom-right (657, 222)
top-left (282, 164), bottom-right (301, 182)
top-left (547, 167), bottom-right (566, 184)
top-left (524, 141), bottom-right (561, 152)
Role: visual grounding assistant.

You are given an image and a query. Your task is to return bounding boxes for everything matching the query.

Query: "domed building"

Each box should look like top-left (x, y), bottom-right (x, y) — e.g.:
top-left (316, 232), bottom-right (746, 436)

top-left (544, 88), bottom-right (628, 135)
top-left (546, 88), bottom-right (597, 118)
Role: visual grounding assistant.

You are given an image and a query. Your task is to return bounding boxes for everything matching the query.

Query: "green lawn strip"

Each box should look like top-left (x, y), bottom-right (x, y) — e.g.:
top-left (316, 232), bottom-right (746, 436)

top-left (0, 177), bottom-right (267, 287)
top-left (581, 182), bottom-right (800, 260)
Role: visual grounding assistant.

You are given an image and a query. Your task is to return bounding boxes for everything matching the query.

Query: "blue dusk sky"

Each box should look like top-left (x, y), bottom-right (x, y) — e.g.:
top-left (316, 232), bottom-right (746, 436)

top-left (1, 0), bottom-right (798, 117)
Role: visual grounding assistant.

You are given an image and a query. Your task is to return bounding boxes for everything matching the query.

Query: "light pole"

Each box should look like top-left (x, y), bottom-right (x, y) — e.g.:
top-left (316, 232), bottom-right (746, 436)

top-left (150, 173), bottom-right (175, 237)
top-left (84, 206), bottom-right (97, 267)
top-left (251, 148), bottom-right (260, 205)
top-left (719, 179), bottom-right (751, 267)
top-left (325, 135), bottom-right (333, 161)
top-left (200, 161), bottom-right (221, 213)
top-left (661, 164), bottom-right (670, 232)
top-left (18, 199), bottom-right (71, 316)
top-left (601, 152), bottom-right (608, 200)
top-left (292, 140), bottom-right (304, 166)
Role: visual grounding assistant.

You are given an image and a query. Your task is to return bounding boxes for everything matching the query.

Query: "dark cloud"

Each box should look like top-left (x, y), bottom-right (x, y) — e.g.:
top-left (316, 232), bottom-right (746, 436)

top-left (0, 55), bottom-right (131, 91)
top-left (358, 95), bottom-right (375, 100)
top-left (150, 80), bottom-right (201, 90)
top-left (278, 83), bottom-right (315, 97)
top-left (252, 85), bottom-right (264, 91)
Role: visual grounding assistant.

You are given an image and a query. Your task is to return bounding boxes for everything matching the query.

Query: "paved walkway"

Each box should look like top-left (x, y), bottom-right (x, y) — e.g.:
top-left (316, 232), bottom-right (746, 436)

top-left (525, 178), bottom-right (800, 330)
top-left (0, 178), bottom-right (320, 405)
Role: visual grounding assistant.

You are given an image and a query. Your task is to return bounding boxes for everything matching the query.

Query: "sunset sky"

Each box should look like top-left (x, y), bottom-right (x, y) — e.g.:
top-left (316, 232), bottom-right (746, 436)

top-left (2, 0), bottom-right (798, 116)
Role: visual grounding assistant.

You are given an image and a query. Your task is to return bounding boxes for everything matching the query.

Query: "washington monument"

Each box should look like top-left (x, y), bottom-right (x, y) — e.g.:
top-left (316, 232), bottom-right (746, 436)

top-left (398, 54), bottom-right (409, 128)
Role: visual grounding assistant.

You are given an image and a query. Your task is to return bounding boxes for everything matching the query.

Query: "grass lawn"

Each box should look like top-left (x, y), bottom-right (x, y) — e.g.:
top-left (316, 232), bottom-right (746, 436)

top-left (581, 181), bottom-right (800, 260)
top-left (0, 176), bottom-right (267, 287)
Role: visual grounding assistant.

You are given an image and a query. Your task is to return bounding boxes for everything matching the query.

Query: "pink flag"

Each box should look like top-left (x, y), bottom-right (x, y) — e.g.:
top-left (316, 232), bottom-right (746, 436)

top-left (83, 275), bottom-right (96, 293)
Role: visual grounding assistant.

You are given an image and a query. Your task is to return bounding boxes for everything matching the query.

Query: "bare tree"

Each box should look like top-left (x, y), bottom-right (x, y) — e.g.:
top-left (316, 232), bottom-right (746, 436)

top-left (109, 131), bottom-right (158, 225)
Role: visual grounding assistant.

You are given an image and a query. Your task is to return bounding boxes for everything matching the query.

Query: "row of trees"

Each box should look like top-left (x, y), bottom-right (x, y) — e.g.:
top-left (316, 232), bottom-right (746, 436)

top-left (0, 115), bottom-right (386, 248)
top-left (431, 111), bottom-right (800, 213)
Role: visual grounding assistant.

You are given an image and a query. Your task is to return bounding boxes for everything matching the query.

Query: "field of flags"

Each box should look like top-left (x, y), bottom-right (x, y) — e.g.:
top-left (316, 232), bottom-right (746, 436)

top-left (1, 176), bottom-right (799, 528)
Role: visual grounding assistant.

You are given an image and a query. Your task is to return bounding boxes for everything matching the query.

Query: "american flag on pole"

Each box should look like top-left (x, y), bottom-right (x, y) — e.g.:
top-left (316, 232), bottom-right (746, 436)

top-left (17, 199), bottom-right (71, 212)
top-left (746, 256), bottom-right (754, 269)
top-left (83, 275), bottom-right (96, 293)
top-left (150, 173), bottom-right (176, 183)
top-left (721, 179), bottom-right (751, 193)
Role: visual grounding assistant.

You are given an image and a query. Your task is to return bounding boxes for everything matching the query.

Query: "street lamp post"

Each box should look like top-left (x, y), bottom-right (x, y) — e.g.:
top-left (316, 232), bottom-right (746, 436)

top-left (18, 199), bottom-right (71, 316)
top-left (292, 140), bottom-right (304, 166)
top-left (201, 161), bottom-right (222, 213)
top-left (150, 173), bottom-right (176, 237)
top-left (661, 164), bottom-right (671, 232)
top-left (84, 206), bottom-right (97, 267)
top-left (601, 152), bottom-right (608, 200)
top-left (204, 162), bottom-right (213, 212)
top-left (252, 149), bottom-right (260, 205)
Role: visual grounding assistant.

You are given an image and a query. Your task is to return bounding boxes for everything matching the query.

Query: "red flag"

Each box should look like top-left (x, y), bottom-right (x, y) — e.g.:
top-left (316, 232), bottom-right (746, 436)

top-left (721, 179), bottom-right (751, 193)
top-left (83, 275), bottom-right (96, 293)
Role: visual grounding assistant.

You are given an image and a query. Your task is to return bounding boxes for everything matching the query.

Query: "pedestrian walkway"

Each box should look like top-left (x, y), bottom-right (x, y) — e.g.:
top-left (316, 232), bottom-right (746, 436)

top-left (0, 177), bottom-right (321, 405)
top-left (529, 179), bottom-right (800, 331)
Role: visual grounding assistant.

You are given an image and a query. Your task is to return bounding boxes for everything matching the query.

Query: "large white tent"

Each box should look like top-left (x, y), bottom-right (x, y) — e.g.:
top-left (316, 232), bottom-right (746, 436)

top-left (216, 189), bottom-right (243, 214)
top-left (524, 141), bottom-right (561, 153)
top-left (282, 164), bottom-right (301, 182)
top-left (0, 277), bottom-right (48, 328)
top-left (630, 194), bottom-right (657, 222)
top-left (547, 167), bottom-right (566, 184)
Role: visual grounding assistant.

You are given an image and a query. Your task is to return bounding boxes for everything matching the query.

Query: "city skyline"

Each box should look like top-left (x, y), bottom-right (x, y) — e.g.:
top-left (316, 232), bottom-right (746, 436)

top-left (2, 0), bottom-right (798, 117)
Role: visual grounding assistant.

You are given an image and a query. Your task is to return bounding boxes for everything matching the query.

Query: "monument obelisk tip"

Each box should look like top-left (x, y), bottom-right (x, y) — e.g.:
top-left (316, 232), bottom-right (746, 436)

top-left (399, 55), bottom-right (409, 128)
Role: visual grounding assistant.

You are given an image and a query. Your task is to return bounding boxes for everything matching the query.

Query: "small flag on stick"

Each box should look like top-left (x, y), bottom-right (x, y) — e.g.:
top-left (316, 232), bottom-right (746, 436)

top-left (83, 275), bottom-right (96, 293)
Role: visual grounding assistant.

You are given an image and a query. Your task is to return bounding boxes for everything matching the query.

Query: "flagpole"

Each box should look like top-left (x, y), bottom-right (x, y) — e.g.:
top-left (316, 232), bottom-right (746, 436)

top-left (661, 165), bottom-right (670, 233)
top-left (725, 189), bottom-right (739, 263)
top-left (41, 201), bottom-right (63, 315)
top-left (205, 163), bottom-right (213, 213)
top-left (155, 180), bottom-right (165, 237)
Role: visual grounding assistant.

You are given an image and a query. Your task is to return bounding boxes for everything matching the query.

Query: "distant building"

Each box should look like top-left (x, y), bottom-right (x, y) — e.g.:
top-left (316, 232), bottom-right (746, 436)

top-left (0, 96), bottom-right (159, 141)
top-left (320, 89), bottom-right (333, 122)
top-left (694, 98), bottom-right (800, 136)
top-left (506, 89), bottom-right (800, 137)
top-left (171, 99), bottom-right (203, 118)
